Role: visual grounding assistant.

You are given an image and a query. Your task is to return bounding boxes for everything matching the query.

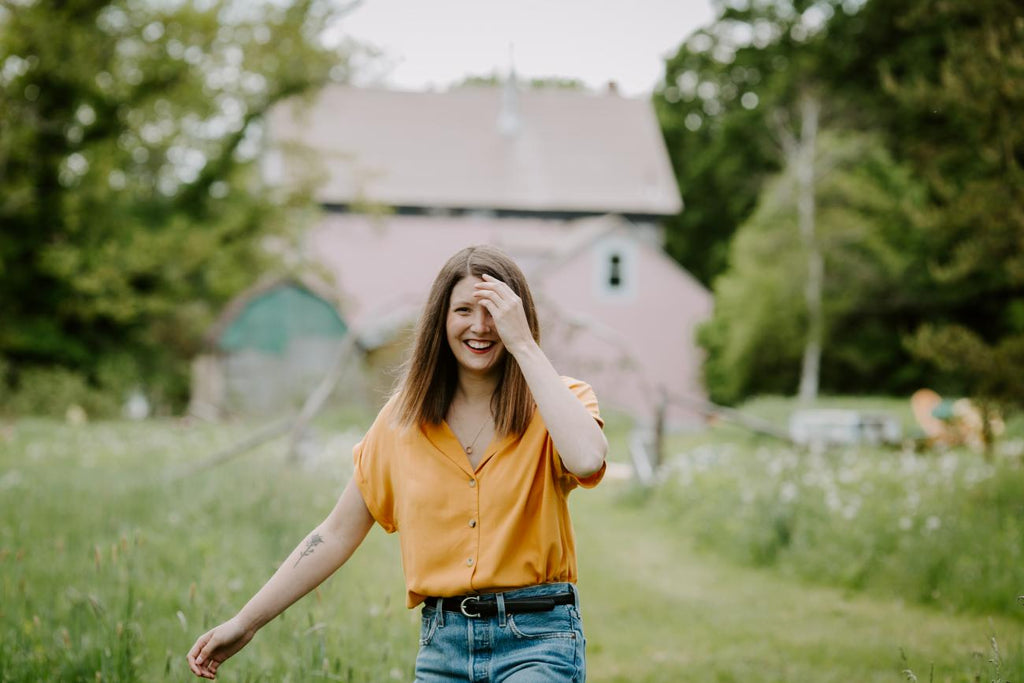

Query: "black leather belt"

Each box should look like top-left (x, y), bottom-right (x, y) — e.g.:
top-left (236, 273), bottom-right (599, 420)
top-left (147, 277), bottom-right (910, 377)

top-left (436, 592), bottom-right (575, 618)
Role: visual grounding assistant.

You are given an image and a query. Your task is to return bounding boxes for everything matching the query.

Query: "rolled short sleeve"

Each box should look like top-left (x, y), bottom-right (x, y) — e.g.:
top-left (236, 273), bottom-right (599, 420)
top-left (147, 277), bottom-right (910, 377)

top-left (555, 377), bottom-right (606, 490)
top-left (568, 377), bottom-right (604, 429)
top-left (352, 408), bottom-right (398, 533)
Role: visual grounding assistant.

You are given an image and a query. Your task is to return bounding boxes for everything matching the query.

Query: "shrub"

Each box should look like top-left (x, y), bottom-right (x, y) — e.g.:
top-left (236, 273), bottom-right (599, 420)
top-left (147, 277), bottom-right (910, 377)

top-left (5, 366), bottom-right (119, 418)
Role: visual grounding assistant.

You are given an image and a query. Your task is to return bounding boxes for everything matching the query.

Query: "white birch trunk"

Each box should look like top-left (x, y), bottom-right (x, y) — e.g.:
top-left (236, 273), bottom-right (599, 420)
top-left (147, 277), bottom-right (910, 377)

top-left (795, 95), bottom-right (822, 404)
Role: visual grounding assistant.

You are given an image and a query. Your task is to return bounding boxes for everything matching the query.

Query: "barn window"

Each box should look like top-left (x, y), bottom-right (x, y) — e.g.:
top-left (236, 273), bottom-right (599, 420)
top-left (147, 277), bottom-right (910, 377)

top-left (608, 253), bottom-right (623, 288)
top-left (595, 240), bottom-right (636, 301)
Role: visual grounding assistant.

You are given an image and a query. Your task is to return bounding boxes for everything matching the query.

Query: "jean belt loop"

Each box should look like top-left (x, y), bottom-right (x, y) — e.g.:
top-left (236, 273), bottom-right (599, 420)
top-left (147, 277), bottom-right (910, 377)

top-left (496, 591), bottom-right (507, 628)
top-left (570, 582), bottom-right (580, 609)
top-left (436, 597), bottom-right (445, 627)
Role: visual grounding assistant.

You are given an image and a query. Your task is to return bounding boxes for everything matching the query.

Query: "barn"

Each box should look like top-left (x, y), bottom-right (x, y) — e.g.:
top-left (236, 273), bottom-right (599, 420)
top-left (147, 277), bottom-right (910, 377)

top-left (194, 79), bottom-right (712, 427)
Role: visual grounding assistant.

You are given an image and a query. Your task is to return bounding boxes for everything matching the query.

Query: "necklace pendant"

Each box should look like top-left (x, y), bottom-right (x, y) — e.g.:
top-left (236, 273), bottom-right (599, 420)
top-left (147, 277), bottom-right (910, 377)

top-left (465, 446), bottom-right (473, 454)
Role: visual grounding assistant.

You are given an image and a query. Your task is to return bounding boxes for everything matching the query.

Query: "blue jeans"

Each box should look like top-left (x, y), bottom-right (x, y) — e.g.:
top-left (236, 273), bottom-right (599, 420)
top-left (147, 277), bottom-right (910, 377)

top-left (414, 583), bottom-right (587, 682)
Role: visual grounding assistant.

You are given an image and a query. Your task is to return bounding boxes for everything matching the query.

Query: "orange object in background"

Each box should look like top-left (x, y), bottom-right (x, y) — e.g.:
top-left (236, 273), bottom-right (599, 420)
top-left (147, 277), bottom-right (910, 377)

top-left (910, 388), bottom-right (1004, 452)
top-left (910, 388), bottom-right (946, 441)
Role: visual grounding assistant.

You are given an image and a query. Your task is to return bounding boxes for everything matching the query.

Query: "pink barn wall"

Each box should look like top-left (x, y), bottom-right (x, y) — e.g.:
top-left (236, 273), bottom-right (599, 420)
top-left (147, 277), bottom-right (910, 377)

top-left (306, 214), bottom-right (712, 428)
top-left (535, 230), bottom-right (712, 428)
top-left (307, 213), bottom-right (575, 331)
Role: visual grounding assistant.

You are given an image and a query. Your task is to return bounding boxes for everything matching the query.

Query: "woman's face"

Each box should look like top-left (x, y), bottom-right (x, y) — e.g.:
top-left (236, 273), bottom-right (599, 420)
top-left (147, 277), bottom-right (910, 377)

top-left (446, 275), bottom-right (505, 377)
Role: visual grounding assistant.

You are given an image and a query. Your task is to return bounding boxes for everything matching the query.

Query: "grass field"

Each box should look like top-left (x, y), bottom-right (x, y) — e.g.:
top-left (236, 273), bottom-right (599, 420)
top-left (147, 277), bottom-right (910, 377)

top-left (1, 407), bottom-right (1023, 682)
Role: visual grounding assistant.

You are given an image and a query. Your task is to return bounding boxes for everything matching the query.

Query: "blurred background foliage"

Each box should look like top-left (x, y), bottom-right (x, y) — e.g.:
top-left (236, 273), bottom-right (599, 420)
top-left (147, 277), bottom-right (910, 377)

top-left (655, 0), bottom-right (1024, 408)
top-left (0, 0), bottom-right (359, 415)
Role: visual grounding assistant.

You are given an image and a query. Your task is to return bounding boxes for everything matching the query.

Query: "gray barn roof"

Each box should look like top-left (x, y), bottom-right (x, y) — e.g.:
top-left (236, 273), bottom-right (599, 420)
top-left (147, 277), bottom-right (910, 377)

top-left (265, 84), bottom-right (682, 217)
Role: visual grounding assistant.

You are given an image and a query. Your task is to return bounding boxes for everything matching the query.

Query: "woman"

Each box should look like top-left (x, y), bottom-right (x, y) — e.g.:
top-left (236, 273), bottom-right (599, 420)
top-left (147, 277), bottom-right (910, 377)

top-left (187, 245), bottom-right (608, 681)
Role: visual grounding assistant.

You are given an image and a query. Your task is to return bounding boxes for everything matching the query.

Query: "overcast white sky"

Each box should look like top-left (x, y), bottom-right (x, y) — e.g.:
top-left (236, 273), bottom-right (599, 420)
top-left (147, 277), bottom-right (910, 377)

top-left (332, 0), bottom-right (714, 97)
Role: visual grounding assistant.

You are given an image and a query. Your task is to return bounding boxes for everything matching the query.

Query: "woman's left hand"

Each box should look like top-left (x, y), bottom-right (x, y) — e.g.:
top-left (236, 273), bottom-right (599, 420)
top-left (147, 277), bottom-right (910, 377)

top-left (474, 274), bottom-right (535, 354)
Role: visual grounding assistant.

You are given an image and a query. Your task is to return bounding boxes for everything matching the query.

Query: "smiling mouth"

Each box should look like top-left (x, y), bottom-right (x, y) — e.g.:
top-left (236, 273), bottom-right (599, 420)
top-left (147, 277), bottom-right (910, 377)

top-left (464, 340), bottom-right (496, 354)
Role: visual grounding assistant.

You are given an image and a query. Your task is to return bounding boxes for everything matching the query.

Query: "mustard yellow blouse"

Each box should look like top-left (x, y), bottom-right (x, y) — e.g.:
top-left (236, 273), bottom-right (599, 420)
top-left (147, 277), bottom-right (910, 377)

top-left (353, 377), bottom-right (605, 607)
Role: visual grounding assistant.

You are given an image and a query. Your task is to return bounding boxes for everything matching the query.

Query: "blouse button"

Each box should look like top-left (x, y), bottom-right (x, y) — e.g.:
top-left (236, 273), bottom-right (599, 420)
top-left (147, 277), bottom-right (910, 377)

top-left (468, 479), bottom-right (476, 488)
top-left (469, 519), bottom-right (477, 528)
top-left (466, 558), bottom-right (474, 566)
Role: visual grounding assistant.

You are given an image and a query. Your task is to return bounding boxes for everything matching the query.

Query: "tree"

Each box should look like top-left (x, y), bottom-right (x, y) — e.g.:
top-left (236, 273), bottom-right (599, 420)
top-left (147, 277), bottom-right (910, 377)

top-left (654, 0), bottom-right (860, 287)
top-left (700, 130), bottom-right (928, 404)
top-left (774, 93), bottom-right (823, 402)
top-left (883, 0), bottom-right (1024, 410)
top-left (660, 0), bottom-right (1024, 410)
top-left (658, 0), bottom-right (891, 400)
top-left (0, 0), bottom-right (358, 413)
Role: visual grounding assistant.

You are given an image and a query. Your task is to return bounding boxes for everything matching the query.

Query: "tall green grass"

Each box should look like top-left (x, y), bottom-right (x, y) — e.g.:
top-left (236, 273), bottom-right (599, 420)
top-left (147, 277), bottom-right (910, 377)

top-left (0, 418), bottom-right (415, 682)
top-left (3, 408), bottom-right (1024, 682)
top-left (659, 396), bottom-right (1024, 619)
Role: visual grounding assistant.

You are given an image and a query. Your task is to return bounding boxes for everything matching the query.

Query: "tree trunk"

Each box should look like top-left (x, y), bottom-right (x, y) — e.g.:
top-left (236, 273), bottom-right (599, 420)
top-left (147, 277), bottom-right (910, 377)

top-left (794, 94), bottom-right (822, 405)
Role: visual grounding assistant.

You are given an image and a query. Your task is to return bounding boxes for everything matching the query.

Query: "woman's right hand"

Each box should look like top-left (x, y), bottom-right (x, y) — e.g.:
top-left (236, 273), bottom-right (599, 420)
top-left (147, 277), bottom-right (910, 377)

top-left (186, 616), bottom-right (256, 679)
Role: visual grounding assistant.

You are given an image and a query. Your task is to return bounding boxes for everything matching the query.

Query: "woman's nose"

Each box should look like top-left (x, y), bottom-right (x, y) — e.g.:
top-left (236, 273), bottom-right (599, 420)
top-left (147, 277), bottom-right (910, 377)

top-left (470, 309), bottom-right (490, 332)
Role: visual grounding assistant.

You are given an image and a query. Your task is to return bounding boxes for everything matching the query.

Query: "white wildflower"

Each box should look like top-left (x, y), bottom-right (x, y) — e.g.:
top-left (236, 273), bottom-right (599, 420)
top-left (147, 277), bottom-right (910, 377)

top-left (939, 453), bottom-right (958, 477)
top-left (779, 482), bottom-right (798, 503)
top-left (899, 452), bottom-right (920, 474)
top-left (838, 467), bottom-right (859, 485)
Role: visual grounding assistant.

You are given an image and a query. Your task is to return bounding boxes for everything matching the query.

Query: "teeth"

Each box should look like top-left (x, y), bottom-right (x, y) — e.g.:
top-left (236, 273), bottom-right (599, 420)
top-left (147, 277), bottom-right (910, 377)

top-left (466, 340), bottom-right (493, 350)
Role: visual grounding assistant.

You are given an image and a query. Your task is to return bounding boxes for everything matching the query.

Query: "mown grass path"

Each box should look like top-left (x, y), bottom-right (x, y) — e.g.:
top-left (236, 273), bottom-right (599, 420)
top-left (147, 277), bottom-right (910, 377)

top-left (573, 480), bottom-right (1024, 683)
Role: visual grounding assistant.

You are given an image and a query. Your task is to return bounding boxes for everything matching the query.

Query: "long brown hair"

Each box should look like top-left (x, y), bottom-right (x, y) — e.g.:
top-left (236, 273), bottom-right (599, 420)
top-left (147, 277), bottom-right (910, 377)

top-left (394, 245), bottom-right (540, 437)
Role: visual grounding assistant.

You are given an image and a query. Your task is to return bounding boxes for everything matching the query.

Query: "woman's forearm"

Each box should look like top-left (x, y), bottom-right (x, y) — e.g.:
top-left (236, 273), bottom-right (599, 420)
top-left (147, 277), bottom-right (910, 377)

top-left (510, 340), bottom-right (608, 477)
top-left (234, 479), bottom-right (374, 632)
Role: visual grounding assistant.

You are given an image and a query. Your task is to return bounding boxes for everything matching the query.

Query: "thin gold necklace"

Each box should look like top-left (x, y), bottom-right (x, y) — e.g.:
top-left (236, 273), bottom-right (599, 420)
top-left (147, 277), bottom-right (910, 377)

top-left (464, 415), bottom-right (491, 455)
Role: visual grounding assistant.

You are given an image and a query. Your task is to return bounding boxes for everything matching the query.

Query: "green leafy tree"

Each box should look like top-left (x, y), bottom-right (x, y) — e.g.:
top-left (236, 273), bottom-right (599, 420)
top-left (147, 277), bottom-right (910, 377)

top-left (0, 0), bottom-right (357, 413)
top-left (661, 0), bottom-right (1024, 412)
top-left (882, 0), bottom-right (1024, 410)
top-left (658, 0), bottom-right (897, 401)
top-left (701, 131), bottom-right (928, 404)
top-left (654, 0), bottom-right (856, 287)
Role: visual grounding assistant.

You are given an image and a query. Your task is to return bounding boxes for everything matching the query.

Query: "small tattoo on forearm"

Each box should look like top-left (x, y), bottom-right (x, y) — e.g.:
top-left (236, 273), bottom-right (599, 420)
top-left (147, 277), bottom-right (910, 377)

top-left (294, 533), bottom-right (324, 567)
